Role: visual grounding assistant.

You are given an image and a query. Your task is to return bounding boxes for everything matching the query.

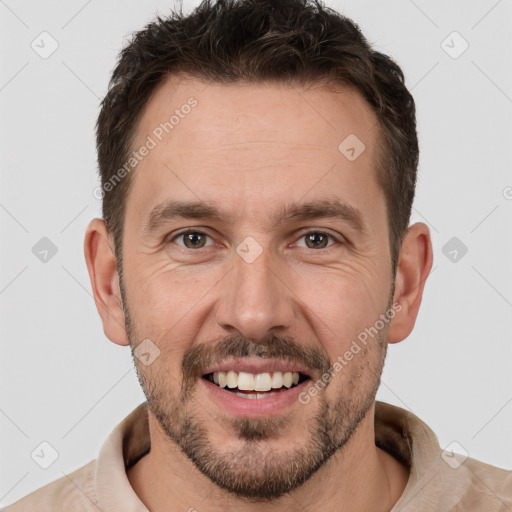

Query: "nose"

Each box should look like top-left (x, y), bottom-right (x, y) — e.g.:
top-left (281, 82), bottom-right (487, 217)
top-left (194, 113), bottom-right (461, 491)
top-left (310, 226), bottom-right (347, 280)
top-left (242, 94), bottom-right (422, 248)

top-left (215, 244), bottom-right (295, 342)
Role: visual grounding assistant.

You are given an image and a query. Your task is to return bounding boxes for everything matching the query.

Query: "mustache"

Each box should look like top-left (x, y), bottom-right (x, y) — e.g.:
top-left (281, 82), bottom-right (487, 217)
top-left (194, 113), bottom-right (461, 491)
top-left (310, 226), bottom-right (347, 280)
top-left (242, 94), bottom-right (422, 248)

top-left (181, 332), bottom-right (331, 385)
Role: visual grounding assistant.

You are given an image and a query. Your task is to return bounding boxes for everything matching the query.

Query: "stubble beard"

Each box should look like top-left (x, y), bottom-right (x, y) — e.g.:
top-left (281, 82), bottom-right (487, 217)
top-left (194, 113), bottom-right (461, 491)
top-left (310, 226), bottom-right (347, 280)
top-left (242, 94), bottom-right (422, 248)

top-left (120, 275), bottom-right (389, 501)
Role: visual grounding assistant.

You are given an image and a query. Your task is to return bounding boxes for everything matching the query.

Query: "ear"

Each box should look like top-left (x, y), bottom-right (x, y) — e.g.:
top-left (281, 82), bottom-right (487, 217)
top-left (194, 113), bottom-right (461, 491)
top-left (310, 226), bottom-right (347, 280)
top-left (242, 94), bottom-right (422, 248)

top-left (388, 222), bottom-right (433, 344)
top-left (84, 218), bottom-right (129, 346)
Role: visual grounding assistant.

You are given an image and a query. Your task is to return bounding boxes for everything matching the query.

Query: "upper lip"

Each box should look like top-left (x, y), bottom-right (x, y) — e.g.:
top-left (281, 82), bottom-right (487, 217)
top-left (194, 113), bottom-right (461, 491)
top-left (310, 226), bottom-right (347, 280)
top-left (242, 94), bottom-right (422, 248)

top-left (201, 358), bottom-right (313, 379)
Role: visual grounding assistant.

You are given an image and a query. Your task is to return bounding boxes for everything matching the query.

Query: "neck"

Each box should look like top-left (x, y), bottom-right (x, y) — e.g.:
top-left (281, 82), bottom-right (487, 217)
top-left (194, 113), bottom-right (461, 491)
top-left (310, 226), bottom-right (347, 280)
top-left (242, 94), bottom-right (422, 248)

top-left (127, 403), bottom-right (409, 512)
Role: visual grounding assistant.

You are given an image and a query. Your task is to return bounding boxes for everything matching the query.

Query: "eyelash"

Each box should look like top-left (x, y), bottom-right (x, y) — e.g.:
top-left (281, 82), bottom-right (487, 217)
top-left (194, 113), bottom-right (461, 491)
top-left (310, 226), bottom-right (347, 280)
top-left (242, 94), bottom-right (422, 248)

top-left (168, 229), bottom-right (343, 251)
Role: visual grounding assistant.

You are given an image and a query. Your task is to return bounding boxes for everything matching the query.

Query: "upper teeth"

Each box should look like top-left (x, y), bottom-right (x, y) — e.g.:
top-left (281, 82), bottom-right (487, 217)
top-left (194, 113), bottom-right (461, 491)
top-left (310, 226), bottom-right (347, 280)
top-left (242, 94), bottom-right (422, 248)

top-left (212, 371), bottom-right (300, 391)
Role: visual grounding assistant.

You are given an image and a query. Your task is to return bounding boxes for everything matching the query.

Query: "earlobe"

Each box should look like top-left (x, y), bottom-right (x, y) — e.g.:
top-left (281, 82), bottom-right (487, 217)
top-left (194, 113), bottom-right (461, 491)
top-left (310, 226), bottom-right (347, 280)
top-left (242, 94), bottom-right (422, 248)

top-left (83, 218), bottom-right (129, 346)
top-left (388, 222), bottom-right (433, 344)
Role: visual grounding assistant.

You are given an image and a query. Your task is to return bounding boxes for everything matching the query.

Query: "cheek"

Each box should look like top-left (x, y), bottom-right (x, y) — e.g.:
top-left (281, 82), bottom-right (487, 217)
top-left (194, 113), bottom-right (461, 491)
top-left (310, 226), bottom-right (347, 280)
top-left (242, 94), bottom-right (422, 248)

top-left (125, 260), bottom-right (214, 340)
top-left (292, 262), bottom-right (389, 349)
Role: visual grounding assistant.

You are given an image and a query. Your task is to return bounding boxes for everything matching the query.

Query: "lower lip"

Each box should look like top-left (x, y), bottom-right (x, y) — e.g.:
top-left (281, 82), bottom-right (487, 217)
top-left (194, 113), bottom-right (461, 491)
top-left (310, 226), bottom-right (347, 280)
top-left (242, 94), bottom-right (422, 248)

top-left (200, 377), bottom-right (310, 418)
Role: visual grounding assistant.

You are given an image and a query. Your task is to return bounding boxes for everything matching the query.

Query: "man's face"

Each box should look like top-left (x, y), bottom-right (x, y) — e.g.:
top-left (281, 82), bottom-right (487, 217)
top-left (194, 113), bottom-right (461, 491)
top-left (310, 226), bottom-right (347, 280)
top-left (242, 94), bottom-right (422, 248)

top-left (120, 77), bottom-right (394, 499)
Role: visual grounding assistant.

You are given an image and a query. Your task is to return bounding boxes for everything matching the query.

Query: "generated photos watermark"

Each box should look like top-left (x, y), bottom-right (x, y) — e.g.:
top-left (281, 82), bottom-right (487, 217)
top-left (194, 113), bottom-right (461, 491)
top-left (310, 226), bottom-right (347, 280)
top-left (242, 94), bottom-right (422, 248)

top-left (93, 97), bottom-right (198, 200)
top-left (298, 302), bottom-right (403, 404)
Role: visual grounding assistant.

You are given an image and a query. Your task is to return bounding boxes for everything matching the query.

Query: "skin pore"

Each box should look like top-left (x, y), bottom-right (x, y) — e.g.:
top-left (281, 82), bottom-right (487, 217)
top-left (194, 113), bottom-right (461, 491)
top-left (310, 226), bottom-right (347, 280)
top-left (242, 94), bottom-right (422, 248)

top-left (84, 76), bottom-right (433, 511)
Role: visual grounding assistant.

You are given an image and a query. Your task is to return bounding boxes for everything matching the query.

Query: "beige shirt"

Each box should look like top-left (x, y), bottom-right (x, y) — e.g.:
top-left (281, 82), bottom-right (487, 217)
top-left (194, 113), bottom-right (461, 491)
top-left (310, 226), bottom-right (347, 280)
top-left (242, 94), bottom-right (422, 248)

top-left (3, 401), bottom-right (511, 511)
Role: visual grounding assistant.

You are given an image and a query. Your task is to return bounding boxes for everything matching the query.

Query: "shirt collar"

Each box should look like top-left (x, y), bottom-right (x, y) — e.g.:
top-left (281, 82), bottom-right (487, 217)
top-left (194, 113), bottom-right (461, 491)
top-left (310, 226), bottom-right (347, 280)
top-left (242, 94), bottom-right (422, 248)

top-left (93, 400), bottom-right (463, 510)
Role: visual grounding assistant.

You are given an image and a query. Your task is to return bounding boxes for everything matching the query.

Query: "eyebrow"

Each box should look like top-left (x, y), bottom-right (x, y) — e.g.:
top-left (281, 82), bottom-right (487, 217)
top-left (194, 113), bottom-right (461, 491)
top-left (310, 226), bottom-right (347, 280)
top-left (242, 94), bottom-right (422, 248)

top-left (142, 198), bottom-right (367, 236)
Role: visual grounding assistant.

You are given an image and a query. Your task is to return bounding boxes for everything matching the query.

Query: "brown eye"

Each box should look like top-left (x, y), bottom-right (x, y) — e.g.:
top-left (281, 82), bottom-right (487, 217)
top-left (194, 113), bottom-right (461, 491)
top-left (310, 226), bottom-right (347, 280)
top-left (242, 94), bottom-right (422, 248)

top-left (174, 231), bottom-right (212, 249)
top-left (300, 232), bottom-right (334, 249)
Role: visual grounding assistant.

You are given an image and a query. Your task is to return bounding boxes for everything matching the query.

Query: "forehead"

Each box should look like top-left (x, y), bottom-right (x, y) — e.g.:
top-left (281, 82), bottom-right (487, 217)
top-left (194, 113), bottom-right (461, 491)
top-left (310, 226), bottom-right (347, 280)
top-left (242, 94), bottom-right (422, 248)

top-left (127, 75), bottom-right (384, 231)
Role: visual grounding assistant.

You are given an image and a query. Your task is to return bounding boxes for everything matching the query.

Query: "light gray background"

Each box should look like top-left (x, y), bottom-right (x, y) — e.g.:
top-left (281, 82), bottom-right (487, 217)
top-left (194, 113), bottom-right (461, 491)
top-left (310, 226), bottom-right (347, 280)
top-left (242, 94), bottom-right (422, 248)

top-left (1, 0), bottom-right (511, 506)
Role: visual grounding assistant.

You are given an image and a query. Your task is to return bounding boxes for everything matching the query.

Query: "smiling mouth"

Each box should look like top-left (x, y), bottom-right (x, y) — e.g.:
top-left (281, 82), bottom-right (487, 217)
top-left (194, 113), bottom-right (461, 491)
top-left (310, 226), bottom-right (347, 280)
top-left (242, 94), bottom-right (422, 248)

top-left (203, 370), bottom-right (310, 399)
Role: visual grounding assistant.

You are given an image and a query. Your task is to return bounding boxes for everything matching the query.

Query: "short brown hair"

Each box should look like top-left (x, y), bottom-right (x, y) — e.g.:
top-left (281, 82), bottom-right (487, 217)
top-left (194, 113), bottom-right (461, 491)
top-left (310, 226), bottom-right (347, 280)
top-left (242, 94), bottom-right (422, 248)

top-left (96, 0), bottom-right (418, 276)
